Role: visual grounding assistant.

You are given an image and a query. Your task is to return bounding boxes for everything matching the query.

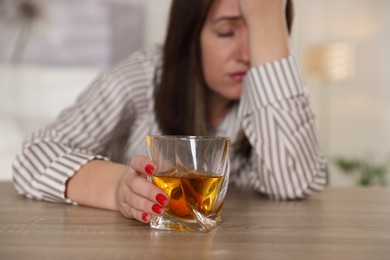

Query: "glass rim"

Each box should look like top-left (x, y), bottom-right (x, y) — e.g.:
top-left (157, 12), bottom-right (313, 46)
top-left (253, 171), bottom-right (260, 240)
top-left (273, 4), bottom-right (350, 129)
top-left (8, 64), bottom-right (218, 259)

top-left (146, 135), bottom-right (230, 141)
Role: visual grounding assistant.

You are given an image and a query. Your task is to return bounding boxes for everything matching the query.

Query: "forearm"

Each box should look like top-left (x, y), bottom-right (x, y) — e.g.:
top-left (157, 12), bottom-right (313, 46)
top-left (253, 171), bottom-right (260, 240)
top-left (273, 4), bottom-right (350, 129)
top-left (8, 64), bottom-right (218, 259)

top-left (66, 160), bottom-right (127, 211)
top-left (247, 16), bottom-right (289, 66)
top-left (238, 56), bottom-right (328, 199)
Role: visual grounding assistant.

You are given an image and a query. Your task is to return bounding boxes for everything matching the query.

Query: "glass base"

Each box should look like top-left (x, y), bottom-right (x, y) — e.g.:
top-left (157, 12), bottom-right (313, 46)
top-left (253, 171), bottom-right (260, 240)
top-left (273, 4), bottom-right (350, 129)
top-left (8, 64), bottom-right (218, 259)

top-left (150, 212), bottom-right (221, 232)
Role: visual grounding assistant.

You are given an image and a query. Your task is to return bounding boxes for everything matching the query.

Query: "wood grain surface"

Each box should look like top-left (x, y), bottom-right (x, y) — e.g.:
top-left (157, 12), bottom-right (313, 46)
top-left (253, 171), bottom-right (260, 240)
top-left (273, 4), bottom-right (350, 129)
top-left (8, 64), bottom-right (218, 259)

top-left (1, 182), bottom-right (390, 259)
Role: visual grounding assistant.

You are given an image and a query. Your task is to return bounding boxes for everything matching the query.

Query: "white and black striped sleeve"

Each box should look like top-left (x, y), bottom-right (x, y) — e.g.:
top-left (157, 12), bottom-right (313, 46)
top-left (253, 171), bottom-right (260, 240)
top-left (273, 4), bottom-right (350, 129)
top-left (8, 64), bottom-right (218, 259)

top-left (11, 52), bottom-right (151, 204)
top-left (238, 55), bottom-right (328, 199)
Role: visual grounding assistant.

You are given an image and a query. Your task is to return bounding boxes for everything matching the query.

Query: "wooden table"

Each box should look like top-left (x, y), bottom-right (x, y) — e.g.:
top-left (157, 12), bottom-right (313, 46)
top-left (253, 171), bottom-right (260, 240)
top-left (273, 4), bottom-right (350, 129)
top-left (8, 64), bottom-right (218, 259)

top-left (1, 181), bottom-right (390, 259)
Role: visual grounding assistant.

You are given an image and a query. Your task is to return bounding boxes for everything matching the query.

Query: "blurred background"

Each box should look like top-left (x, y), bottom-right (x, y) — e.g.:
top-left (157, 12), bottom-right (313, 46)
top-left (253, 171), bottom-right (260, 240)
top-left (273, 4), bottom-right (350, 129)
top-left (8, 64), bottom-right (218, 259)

top-left (1, 0), bottom-right (389, 186)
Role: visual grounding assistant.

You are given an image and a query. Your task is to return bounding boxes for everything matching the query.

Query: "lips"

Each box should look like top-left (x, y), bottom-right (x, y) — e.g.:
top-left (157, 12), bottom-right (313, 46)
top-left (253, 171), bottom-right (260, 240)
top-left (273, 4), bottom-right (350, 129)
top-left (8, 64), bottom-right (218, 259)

top-left (229, 71), bottom-right (247, 82)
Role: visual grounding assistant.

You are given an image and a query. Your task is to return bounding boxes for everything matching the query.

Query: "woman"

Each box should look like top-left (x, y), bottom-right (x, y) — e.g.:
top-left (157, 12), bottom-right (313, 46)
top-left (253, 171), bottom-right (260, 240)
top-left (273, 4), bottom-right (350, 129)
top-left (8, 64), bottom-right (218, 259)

top-left (12, 0), bottom-right (327, 224)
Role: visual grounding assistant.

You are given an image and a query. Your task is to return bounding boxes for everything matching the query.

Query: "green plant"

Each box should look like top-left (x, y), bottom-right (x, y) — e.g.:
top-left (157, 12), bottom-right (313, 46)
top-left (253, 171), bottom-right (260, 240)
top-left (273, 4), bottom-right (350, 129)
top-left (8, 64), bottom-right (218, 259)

top-left (333, 156), bottom-right (388, 186)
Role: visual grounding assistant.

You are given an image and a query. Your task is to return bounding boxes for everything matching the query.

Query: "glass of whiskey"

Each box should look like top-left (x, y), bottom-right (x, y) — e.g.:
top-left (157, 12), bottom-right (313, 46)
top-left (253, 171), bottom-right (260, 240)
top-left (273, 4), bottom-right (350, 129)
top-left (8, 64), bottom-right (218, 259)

top-left (145, 135), bottom-right (230, 232)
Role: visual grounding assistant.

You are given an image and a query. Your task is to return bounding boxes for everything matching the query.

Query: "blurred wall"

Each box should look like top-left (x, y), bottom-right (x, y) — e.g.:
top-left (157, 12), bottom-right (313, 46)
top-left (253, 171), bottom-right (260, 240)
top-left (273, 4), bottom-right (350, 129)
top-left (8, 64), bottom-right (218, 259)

top-left (143, 0), bottom-right (172, 48)
top-left (0, 0), bottom-right (144, 68)
top-left (294, 0), bottom-right (390, 186)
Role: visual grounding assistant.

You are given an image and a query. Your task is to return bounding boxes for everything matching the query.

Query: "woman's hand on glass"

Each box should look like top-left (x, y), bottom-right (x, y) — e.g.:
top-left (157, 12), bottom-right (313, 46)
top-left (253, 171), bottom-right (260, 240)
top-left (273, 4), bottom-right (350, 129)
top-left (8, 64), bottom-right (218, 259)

top-left (116, 156), bottom-right (168, 223)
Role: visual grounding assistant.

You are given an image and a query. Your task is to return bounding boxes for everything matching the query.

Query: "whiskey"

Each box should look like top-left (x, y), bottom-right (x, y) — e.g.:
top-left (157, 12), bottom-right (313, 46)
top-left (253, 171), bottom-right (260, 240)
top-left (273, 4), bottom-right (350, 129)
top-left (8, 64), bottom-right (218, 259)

top-left (151, 169), bottom-right (225, 220)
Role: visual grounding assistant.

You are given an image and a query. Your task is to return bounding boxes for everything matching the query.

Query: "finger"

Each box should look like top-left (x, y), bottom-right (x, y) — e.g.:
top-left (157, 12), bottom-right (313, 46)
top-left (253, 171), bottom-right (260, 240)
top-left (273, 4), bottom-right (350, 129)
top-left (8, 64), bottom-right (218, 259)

top-left (121, 202), bottom-right (151, 223)
top-left (121, 168), bottom-right (168, 207)
top-left (124, 187), bottom-right (165, 216)
top-left (127, 175), bottom-right (168, 206)
top-left (120, 186), bottom-right (164, 218)
top-left (130, 155), bottom-right (155, 176)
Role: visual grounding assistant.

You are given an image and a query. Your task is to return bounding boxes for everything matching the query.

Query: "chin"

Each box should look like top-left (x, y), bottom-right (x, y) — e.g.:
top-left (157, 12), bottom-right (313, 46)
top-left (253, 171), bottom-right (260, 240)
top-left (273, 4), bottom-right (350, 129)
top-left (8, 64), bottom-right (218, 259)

top-left (210, 83), bottom-right (243, 101)
top-left (224, 92), bottom-right (242, 101)
top-left (229, 86), bottom-right (243, 100)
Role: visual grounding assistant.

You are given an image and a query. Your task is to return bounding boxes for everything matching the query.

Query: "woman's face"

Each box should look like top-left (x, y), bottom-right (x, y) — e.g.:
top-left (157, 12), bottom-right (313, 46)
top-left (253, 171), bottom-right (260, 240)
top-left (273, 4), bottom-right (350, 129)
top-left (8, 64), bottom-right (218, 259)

top-left (201, 0), bottom-right (249, 101)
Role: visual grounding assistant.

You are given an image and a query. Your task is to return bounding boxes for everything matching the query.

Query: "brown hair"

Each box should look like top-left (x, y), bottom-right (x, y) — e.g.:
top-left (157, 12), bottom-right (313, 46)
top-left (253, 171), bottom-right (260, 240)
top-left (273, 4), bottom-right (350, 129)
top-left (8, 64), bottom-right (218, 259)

top-left (155, 0), bottom-right (294, 154)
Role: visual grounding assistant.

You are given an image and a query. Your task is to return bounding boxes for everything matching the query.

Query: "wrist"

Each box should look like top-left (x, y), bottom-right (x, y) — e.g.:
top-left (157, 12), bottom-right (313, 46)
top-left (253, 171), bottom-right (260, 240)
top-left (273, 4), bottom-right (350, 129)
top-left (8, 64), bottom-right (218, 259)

top-left (114, 166), bottom-right (128, 211)
top-left (67, 160), bottom-right (128, 211)
top-left (247, 20), bottom-right (290, 66)
top-left (246, 10), bottom-right (286, 32)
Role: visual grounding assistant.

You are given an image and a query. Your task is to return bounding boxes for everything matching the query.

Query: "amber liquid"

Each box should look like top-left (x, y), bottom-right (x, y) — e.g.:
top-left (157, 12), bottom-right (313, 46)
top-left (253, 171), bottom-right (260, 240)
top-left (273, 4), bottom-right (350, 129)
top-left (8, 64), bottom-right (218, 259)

top-left (151, 169), bottom-right (225, 221)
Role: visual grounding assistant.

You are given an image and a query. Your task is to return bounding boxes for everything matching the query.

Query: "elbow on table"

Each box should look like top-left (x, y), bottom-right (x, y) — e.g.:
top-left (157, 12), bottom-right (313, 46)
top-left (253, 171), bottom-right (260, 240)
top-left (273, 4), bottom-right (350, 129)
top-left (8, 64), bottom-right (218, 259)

top-left (291, 178), bottom-right (327, 200)
top-left (11, 149), bottom-right (46, 201)
top-left (278, 163), bottom-right (329, 200)
top-left (293, 177), bottom-right (328, 200)
top-left (256, 172), bottom-right (328, 201)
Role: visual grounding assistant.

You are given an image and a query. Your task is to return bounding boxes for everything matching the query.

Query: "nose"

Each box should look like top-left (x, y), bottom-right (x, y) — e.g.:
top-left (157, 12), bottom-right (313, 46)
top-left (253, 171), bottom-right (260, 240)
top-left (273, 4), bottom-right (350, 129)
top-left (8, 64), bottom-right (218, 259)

top-left (236, 32), bottom-right (249, 65)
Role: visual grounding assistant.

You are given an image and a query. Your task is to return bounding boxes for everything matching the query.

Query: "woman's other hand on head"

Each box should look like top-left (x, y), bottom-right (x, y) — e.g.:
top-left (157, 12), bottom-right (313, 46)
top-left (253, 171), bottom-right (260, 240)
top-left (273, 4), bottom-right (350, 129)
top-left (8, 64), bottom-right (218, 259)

top-left (237, 0), bottom-right (290, 65)
top-left (116, 156), bottom-right (168, 223)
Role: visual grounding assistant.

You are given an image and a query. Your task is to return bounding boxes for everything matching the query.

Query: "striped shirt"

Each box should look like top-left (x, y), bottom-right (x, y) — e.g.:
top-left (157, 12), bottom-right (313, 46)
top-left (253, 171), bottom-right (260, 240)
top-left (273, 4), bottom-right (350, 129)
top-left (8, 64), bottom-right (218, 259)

top-left (12, 48), bottom-right (328, 203)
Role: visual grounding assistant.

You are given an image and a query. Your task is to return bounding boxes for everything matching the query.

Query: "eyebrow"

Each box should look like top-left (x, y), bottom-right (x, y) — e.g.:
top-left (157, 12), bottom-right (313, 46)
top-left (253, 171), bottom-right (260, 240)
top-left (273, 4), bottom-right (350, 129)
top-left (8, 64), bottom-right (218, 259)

top-left (212, 16), bottom-right (242, 24)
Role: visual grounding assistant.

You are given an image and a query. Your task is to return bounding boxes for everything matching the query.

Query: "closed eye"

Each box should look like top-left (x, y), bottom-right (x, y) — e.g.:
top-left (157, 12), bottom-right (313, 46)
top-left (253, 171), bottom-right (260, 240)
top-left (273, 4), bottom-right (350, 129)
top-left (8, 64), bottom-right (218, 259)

top-left (218, 32), bottom-right (234, 38)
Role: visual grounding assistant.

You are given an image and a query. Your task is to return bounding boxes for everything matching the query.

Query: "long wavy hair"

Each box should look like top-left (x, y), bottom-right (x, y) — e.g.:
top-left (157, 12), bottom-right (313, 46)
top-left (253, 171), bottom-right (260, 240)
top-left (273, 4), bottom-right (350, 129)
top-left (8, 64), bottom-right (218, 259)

top-left (155, 0), bottom-right (294, 156)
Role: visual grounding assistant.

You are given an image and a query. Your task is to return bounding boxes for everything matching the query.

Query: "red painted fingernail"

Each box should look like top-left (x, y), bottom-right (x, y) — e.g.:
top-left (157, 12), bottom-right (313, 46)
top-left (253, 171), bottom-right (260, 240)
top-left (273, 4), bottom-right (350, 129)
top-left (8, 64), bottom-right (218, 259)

top-left (156, 193), bottom-right (167, 206)
top-left (152, 204), bottom-right (163, 215)
top-left (144, 164), bottom-right (155, 175)
top-left (142, 213), bottom-right (148, 222)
